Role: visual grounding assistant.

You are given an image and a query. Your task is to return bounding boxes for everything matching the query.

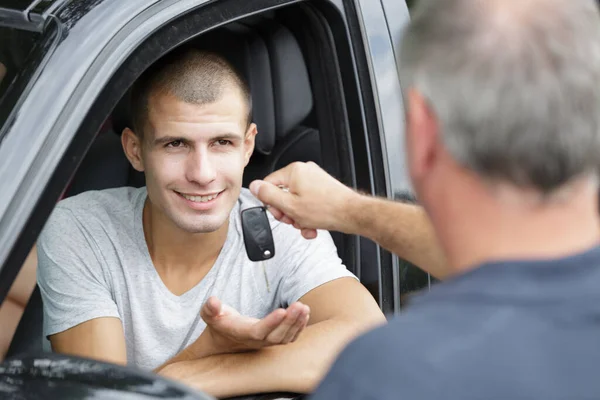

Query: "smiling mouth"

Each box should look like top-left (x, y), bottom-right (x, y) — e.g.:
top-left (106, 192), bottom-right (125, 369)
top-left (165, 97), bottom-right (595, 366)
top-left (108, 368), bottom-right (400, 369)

top-left (176, 190), bottom-right (223, 203)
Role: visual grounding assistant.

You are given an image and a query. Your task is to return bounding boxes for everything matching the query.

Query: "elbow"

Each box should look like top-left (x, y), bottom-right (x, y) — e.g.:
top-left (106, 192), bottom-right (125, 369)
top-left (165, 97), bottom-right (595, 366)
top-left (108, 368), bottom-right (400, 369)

top-left (155, 361), bottom-right (185, 380)
top-left (343, 312), bottom-right (387, 342)
top-left (284, 362), bottom-right (325, 394)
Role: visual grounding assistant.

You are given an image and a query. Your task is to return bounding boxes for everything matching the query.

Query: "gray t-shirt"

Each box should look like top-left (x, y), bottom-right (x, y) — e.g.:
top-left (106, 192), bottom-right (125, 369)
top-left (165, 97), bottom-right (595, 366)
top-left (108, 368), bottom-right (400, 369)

top-left (37, 187), bottom-right (355, 370)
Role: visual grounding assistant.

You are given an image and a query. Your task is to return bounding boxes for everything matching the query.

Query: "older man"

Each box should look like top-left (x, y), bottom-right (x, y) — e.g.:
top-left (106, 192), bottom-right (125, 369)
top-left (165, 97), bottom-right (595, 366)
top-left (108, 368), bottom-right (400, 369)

top-left (250, 0), bottom-right (600, 398)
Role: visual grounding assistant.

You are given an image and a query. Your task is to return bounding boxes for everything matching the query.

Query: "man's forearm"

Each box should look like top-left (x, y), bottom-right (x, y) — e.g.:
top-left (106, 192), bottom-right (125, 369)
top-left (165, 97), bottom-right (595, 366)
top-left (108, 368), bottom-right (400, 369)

top-left (158, 318), bottom-right (370, 398)
top-left (343, 194), bottom-right (450, 279)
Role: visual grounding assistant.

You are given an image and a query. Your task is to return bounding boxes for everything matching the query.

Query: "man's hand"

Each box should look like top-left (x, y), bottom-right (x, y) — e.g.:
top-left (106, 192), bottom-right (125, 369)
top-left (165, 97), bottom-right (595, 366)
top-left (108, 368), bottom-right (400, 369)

top-left (198, 296), bottom-right (310, 356)
top-left (249, 162), bottom-right (359, 239)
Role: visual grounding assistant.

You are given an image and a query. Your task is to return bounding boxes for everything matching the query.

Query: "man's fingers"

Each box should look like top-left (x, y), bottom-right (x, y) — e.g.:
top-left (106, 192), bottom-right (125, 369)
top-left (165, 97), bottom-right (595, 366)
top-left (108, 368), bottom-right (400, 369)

top-left (281, 215), bottom-right (295, 225)
top-left (283, 305), bottom-right (310, 343)
top-left (266, 303), bottom-right (307, 344)
top-left (301, 228), bottom-right (318, 240)
top-left (252, 308), bottom-right (287, 340)
top-left (250, 180), bottom-right (296, 215)
top-left (266, 206), bottom-right (284, 220)
top-left (265, 310), bottom-right (299, 344)
top-left (257, 163), bottom-right (297, 188)
top-left (201, 296), bottom-right (222, 322)
top-left (291, 314), bottom-right (310, 343)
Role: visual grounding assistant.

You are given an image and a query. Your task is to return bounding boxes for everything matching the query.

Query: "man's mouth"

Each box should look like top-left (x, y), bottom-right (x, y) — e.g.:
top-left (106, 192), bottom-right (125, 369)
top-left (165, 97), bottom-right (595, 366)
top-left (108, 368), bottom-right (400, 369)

top-left (176, 190), bottom-right (223, 203)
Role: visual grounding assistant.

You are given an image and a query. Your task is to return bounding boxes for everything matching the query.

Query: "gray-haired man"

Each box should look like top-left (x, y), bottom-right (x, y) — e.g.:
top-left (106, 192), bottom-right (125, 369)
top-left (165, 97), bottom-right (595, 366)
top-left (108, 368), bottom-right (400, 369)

top-left (250, 0), bottom-right (600, 398)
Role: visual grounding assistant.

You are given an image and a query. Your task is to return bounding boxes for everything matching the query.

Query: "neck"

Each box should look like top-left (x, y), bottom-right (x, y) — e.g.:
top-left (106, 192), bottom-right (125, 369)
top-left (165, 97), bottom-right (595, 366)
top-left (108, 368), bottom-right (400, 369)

top-left (430, 174), bottom-right (600, 275)
top-left (142, 199), bottom-right (229, 275)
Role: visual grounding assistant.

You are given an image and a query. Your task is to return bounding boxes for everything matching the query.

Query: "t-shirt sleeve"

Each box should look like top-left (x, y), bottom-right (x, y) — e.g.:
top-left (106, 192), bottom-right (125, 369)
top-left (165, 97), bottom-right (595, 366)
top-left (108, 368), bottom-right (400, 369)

top-left (37, 206), bottom-right (120, 338)
top-left (274, 224), bottom-right (357, 306)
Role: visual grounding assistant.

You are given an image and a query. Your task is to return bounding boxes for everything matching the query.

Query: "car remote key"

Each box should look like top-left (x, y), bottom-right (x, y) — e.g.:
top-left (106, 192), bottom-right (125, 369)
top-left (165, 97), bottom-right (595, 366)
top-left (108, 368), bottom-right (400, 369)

top-left (241, 206), bottom-right (275, 261)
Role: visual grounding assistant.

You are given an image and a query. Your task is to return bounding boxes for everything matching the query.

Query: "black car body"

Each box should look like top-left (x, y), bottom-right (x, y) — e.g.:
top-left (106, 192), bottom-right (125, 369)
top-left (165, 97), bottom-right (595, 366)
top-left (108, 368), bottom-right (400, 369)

top-left (0, 0), bottom-right (427, 397)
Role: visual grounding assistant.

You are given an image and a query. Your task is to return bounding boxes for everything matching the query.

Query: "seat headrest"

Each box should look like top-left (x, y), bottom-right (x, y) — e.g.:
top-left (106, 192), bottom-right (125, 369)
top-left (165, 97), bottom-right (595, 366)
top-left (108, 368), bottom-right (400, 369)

top-left (111, 24), bottom-right (277, 155)
top-left (195, 25), bottom-right (276, 154)
top-left (112, 92), bottom-right (131, 138)
top-left (264, 23), bottom-right (313, 139)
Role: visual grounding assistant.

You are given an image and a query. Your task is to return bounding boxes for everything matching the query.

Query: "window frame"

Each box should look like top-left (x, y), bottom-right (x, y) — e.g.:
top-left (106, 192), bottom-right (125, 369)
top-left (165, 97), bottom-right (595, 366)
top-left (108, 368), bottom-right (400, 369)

top-left (0, 0), bottom-right (391, 310)
top-left (0, 0), bottom-right (307, 304)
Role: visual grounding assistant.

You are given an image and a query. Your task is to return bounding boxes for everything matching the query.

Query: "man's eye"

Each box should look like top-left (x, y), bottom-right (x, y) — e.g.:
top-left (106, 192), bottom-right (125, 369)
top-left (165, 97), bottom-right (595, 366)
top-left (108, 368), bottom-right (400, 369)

top-left (166, 140), bottom-right (184, 148)
top-left (216, 139), bottom-right (233, 146)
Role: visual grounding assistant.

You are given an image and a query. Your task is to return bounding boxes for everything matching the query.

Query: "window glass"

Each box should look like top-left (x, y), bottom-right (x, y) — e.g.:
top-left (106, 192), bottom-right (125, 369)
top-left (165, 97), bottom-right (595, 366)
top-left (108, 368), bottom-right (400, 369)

top-left (0, 25), bottom-right (47, 135)
top-left (0, 27), bottom-right (39, 99)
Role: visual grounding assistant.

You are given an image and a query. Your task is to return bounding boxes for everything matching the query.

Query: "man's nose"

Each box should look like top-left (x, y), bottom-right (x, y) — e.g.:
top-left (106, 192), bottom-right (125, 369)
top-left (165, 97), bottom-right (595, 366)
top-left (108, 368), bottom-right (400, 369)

top-left (186, 149), bottom-right (217, 185)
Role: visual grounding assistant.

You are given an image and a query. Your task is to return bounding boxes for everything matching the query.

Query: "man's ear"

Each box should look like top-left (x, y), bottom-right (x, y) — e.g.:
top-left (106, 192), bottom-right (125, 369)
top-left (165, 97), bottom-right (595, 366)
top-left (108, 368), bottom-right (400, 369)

top-left (243, 123), bottom-right (258, 166)
top-left (121, 127), bottom-right (145, 172)
top-left (406, 88), bottom-right (440, 182)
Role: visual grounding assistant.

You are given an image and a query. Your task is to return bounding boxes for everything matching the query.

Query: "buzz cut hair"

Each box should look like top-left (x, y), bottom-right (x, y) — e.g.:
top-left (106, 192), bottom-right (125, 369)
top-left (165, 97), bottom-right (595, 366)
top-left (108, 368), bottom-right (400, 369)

top-left (130, 48), bottom-right (252, 140)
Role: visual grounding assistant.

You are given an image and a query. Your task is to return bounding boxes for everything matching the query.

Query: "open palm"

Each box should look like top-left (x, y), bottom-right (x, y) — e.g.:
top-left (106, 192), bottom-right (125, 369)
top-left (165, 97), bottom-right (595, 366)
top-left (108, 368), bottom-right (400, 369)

top-left (200, 296), bottom-right (310, 354)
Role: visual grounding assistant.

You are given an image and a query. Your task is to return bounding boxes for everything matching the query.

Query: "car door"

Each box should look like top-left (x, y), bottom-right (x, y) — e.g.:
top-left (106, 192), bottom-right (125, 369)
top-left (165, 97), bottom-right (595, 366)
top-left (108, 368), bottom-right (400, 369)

top-left (0, 0), bottom-right (408, 312)
top-left (349, 0), bottom-right (435, 310)
top-left (0, 0), bottom-right (411, 396)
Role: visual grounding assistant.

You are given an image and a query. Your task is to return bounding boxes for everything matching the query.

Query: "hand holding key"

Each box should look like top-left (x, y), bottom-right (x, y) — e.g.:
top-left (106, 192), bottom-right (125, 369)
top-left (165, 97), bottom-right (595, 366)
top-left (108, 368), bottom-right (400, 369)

top-left (249, 162), bottom-right (359, 239)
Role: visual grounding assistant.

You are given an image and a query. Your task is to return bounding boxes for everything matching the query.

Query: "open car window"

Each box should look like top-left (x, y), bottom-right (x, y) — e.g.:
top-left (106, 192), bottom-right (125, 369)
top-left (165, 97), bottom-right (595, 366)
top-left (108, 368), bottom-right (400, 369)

top-left (0, 27), bottom-right (41, 127)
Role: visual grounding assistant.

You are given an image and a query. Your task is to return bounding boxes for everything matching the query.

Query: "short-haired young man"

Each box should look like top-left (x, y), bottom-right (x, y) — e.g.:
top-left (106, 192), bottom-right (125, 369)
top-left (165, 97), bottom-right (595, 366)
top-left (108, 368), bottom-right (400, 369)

top-left (37, 49), bottom-right (385, 398)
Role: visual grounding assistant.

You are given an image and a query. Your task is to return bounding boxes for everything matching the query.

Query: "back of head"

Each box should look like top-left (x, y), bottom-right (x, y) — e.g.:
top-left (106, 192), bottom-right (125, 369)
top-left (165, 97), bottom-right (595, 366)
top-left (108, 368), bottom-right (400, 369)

top-left (399, 0), bottom-right (600, 193)
top-left (131, 48), bottom-right (251, 140)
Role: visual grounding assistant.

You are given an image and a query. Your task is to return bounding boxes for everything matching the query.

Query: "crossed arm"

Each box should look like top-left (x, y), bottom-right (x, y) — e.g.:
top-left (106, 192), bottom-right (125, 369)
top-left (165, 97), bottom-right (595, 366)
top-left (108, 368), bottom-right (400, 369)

top-left (50, 277), bottom-right (385, 398)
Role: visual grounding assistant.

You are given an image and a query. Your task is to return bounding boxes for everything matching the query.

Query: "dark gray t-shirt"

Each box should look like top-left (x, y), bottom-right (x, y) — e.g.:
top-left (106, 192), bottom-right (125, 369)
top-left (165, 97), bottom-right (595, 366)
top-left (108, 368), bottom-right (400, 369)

top-left (312, 246), bottom-right (600, 400)
top-left (37, 187), bottom-right (355, 370)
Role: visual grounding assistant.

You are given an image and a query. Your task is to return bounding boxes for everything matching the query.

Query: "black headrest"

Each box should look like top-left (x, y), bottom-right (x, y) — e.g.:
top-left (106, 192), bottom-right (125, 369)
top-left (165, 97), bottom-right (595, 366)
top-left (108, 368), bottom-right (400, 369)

top-left (112, 93), bottom-right (130, 138)
top-left (111, 24), bottom-right (277, 155)
top-left (263, 22), bottom-right (313, 139)
top-left (195, 25), bottom-right (276, 154)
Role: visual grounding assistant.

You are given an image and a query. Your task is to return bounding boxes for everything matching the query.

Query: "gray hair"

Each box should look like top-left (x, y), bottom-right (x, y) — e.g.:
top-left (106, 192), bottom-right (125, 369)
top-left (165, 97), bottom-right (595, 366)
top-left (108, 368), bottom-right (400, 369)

top-left (399, 0), bottom-right (600, 193)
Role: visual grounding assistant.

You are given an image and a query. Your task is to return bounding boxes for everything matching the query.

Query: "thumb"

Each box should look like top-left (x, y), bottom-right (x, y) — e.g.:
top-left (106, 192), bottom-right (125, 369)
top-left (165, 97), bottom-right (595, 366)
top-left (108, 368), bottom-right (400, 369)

top-left (249, 163), bottom-right (296, 197)
top-left (249, 180), bottom-right (264, 198)
top-left (250, 180), bottom-right (295, 214)
top-left (201, 296), bottom-right (222, 321)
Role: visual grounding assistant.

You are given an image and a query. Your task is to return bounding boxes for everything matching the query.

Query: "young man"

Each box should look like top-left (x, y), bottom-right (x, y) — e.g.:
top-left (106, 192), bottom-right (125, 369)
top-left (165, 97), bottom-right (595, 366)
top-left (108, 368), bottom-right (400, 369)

top-left (36, 49), bottom-right (385, 398)
top-left (251, 0), bottom-right (600, 398)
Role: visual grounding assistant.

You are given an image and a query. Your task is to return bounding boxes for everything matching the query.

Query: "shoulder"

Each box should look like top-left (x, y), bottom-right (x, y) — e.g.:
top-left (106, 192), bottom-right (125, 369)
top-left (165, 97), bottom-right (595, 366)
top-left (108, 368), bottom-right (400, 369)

top-left (57, 187), bottom-right (143, 216)
top-left (313, 317), bottom-right (431, 399)
top-left (40, 187), bottom-right (144, 242)
top-left (319, 291), bottom-right (516, 399)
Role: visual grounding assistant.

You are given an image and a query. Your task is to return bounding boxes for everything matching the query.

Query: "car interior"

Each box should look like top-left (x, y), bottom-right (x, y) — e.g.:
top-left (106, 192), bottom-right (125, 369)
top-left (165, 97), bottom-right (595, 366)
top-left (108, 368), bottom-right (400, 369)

top-left (5, 6), bottom-right (361, 360)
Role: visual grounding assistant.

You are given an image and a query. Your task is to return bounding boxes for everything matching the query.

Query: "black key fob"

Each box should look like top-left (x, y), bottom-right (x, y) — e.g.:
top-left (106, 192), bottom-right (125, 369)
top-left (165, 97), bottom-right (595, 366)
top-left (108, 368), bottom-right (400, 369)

top-left (241, 206), bottom-right (275, 261)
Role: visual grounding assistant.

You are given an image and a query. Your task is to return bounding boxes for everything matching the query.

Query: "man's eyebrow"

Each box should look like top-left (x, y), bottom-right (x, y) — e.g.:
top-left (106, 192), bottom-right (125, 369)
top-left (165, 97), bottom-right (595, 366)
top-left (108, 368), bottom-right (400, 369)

top-left (152, 133), bottom-right (244, 146)
top-left (153, 136), bottom-right (191, 146)
top-left (211, 133), bottom-right (244, 141)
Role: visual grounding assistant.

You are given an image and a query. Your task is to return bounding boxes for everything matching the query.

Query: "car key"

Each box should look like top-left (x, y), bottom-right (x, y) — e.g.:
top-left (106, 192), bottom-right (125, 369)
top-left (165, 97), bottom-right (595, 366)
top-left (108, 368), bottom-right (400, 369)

top-left (241, 206), bottom-right (275, 261)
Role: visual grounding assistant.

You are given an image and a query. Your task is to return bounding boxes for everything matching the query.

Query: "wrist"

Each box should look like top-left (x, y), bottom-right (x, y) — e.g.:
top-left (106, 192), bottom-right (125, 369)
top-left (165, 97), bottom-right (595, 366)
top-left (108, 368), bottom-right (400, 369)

top-left (187, 328), bottom-right (220, 359)
top-left (336, 190), bottom-right (370, 235)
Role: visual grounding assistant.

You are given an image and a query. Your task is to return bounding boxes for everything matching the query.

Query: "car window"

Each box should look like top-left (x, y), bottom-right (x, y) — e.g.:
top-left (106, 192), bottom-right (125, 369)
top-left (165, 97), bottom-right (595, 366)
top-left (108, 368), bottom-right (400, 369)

top-left (0, 26), bottom-right (42, 133)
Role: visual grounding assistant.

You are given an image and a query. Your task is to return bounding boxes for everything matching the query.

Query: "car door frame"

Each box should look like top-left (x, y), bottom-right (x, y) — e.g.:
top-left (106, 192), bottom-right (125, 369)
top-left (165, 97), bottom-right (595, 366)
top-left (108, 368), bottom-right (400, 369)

top-left (0, 0), bottom-right (313, 304)
top-left (0, 0), bottom-right (399, 313)
top-left (344, 0), bottom-right (426, 313)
